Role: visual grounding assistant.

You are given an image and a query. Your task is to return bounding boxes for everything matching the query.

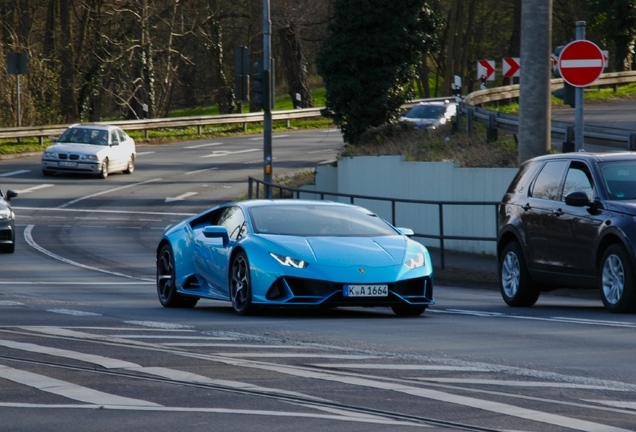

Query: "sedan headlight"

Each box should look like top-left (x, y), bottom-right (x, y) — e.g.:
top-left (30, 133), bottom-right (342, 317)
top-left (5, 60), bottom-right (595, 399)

top-left (270, 252), bottom-right (309, 269)
top-left (43, 151), bottom-right (58, 159)
top-left (404, 253), bottom-right (425, 270)
top-left (80, 155), bottom-right (99, 161)
top-left (0, 208), bottom-right (11, 221)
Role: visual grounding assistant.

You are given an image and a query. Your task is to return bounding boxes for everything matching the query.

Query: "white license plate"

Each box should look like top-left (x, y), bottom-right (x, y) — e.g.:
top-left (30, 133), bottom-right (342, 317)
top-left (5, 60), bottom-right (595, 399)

top-left (343, 284), bottom-right (388, 297)
top-left (59, 161), bottom-right (77, 167)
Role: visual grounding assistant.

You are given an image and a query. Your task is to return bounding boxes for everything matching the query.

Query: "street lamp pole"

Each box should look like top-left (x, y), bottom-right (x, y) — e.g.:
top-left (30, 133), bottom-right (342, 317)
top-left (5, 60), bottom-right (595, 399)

top-left (263, 0), bottom-right (273, 198)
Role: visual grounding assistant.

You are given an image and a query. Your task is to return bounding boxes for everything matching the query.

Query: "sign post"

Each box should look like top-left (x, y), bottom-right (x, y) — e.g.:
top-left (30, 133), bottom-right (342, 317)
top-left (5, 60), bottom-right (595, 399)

top-left (557, 22), bottom-right (603, 151)
top-left (7, 53), bottom-right (28, 128)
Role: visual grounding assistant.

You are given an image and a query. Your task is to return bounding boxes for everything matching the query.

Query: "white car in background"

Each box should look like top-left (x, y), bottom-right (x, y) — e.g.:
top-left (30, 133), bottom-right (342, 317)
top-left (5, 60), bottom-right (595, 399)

top-left (42, 124), bottom-right (136, 178)
top-left (400, 101), bottom-right (457, 130)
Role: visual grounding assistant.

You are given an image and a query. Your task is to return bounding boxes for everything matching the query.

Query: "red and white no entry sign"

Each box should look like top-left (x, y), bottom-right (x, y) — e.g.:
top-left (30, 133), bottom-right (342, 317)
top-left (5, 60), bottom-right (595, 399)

top-left (558, 40), bottom-right (604, 87)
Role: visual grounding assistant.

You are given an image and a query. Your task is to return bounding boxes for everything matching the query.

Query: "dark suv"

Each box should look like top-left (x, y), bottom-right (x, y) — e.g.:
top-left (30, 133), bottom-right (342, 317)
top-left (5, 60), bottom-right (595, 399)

top-left (497, 152), bottom-right (636, 313)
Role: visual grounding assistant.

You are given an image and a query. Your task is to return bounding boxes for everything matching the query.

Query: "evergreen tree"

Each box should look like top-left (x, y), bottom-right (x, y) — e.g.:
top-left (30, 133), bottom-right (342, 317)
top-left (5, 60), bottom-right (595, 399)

top-left (317, 0), bottom-right (438, 144)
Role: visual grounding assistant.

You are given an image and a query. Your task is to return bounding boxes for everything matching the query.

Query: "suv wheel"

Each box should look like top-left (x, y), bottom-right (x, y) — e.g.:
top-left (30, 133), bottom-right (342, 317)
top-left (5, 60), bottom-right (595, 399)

top-left (600, 244), bottom-right (636, 313)
top-left (499, 241), bottom-right (539, 307)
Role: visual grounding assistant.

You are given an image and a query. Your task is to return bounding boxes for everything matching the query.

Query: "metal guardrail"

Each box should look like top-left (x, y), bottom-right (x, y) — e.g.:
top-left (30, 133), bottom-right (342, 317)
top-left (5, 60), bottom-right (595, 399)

top-left (460, 71), bottom-right (636, 150)
top-left (247, 177), bottom-right (499, 270)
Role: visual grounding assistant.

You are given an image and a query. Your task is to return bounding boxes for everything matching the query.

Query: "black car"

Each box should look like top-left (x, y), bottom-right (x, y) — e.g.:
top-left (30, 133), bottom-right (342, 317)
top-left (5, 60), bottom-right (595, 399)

top-left (497, 152), bottom-right (636, 313)
top-left (0, 188), bottom-right (18, 253)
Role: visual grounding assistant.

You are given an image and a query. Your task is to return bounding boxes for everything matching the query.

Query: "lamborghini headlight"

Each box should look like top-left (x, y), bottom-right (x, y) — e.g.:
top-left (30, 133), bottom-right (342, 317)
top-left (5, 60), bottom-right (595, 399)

top-left (404, 253), bottom-right (425, 270)
top-left (270, 252), bottom-right (309, 269)
top-left (0, 208), bottom-right (11, 220)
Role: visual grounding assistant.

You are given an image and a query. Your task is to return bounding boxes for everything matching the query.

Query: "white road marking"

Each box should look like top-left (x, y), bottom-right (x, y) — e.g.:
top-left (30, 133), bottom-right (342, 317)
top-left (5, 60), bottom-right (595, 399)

top-left (138, 218), bottom-right (163, 222)
top-left (248, 135), bottom-right (289, 140)
top-left (215, 353), bottom-right (379, 359)
top-left (312, 364), bottom-right (491, 372)
top-left (202, 149), bottom-right (259, 158)
top-left (0, 281), bottom-right (153, 285)
top-left (165, 191), bottom-right (198, 202)
top-left (108, 335), bottom-right (238, 340)
top-left (163, 343), bottom-right (307, 348)
top-left (14, 206), bottom-right (194, 217)
top-left (0, 364), bottom-right (161, 407)
top-left (135, 151), bottom-right (155, 155)
top-left (185, 167), bottom-right (218, 175)
top-left (412, 378), bottom-right (630, 391)
top-left (23, 225), bottom-right (152, 282)
top-left (47, 309), bottom-right (102, 317)
top-left (0, 403), bottom-right (425, 425)
top-left (584, 400), bottom-right (636, 410)
top-left (58, 178), bottom-right (162, 208)
top-left (15, 184), bottom-right (54, 194)
top-left (429, 309), bottom-right (636, 328)
top-left (0, 169), bottom-right (30, 177)
top-left (184, 142), bottom-right (223, 149)
top-left (0, 301), bottom-right (24, 306)
top-left (123, 321), bottom-right (194, 329)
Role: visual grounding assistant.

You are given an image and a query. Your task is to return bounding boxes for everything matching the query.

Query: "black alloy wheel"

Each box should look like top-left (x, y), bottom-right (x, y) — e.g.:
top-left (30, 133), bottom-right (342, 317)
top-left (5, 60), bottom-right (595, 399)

top-left (230, 251), bottom-right (256, 315)
top-left (499, 241), bottom-right (539, 307)
top-left (156, 244), bottom-right (198, 308)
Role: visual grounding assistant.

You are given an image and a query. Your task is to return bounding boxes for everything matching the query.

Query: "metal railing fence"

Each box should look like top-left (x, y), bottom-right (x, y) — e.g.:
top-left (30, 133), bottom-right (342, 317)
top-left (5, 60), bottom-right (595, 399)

top-left (247, 177), bottom-right (499, 269)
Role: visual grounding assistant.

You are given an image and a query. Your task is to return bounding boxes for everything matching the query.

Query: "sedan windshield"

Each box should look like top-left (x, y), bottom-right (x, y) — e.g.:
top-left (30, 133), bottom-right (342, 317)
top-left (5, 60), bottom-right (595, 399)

top-left (404, 105), bottom-right (447, 119)
top-left (249, 204), bottom-right (398, 237)
top-left (58, 128), bottom-right (109, 145)
top-left (600, 161), bottom-right (636, 200)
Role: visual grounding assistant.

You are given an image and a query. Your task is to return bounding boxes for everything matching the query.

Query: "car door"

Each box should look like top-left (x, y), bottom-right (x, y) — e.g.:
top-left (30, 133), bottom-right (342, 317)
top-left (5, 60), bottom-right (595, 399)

top-left (108, 129), bottom-right (127, 171)
top-left (518, 160), bottom-right (569, 276)
top-left (193, 206), bottom-right (247, 298)
top-left (547, 161), bottom-right (601, 281)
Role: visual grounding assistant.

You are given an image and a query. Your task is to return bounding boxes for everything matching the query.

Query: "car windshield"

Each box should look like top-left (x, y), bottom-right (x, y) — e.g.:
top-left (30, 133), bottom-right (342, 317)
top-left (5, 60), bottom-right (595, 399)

top-left (404, 105), bottom-right (447, 119)
top-left (600, 161), bottom-right (636, 200)
top-left (58, 128), bottom-right (109, 145)
top-left (249, 204), bottom-right (398, 237)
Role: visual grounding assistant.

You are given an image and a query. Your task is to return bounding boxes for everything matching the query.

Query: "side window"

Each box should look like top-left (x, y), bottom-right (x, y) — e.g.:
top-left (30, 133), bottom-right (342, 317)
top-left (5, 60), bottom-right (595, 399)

top-left (563, 163), bottom-right (594, 201)
top-left (111, 130), bottom-right (120, 144)
top-left (530, 161), bottom-right (568, 200)
top-left (217, 206), bottom-right (247, 241)
top-left (117, 129), bottom-right (127, 142)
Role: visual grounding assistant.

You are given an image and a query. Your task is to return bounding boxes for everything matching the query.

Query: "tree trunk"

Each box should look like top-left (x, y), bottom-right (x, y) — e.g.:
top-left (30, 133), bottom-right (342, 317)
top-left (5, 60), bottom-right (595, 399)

top-left (278, 22), bottom-right (312, 108)
top-left (207, 0), bottom-right (235, 114)
top-left (442, 0), bottom-right (460, 96)
top-left (59, 0), bottom-right (78, 122)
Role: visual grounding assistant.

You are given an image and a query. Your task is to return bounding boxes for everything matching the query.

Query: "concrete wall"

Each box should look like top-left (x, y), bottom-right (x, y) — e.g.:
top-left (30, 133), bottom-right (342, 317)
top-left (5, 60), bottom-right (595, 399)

top-left (301, 156), bottom-right (518, 255)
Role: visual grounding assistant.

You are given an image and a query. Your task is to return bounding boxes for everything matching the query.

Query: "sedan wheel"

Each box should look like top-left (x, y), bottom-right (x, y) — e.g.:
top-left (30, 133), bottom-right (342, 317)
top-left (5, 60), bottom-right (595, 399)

top-left (124, 155), bottom-right (134, 174)
top-left (99, 159), bottom-right (109, 179)
top-left (499, 241), bottom-right (539, 307)
top-left (230, 251), bottom-right (256, 315)
top-left (600, 244), bottom-right (636, 313)
top-left (157, 244), bottom-right (198, 308)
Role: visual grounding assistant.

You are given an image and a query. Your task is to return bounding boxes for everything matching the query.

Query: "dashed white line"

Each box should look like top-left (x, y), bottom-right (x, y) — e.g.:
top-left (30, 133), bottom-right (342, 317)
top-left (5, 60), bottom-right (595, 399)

top-left (0, 169), bottom-right (30, 177)
top-left (47, 309), bottom-right (102, 317)
top-left (185, 167), bottom-right (218, 175)
top-left (15, 184), bottom-right (54, 194)
top-left (184, 142), bottom-right (223, 149)
top-left (58, 178), bottom-right (162, 208)
top-left (136, 151), bottom-right (155, 155)
top-left (0, 301), bottom-right (24, 306)
top-left (165, 191), bottom-right (198, 202)
top-left (202, 149), bottom-right (259, 158)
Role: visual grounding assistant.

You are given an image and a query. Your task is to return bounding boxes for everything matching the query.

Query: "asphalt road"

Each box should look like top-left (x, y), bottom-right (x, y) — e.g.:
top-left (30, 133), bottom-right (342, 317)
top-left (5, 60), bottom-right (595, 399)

top-left (1, 128), bottom-right (636, 432)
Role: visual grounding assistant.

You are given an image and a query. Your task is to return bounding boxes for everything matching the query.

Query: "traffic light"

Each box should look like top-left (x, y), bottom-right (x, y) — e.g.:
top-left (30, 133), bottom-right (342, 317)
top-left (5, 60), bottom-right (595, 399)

top-left (251, 60), bottom-right (269, 111)
top-left (552, 44), bottom-right (576, 108)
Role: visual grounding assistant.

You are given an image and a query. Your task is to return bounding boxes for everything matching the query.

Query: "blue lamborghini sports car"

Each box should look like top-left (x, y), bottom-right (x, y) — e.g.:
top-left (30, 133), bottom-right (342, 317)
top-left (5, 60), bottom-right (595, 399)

top-left (156, 200), bottom-right (434, 316)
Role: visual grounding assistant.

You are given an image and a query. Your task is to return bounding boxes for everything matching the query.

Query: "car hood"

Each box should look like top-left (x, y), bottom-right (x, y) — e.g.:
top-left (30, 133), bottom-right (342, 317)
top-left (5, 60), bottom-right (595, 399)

top-left (262, 235), bottom-right (408, 267)
top-left (46, 143), bottom-right (108, 155)
top-left (605, 200), bottom-right (636, 215)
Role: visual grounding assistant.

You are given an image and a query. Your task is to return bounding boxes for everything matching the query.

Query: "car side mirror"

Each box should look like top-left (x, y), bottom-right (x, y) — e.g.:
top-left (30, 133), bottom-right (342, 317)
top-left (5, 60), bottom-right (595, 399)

top-left (6, 190), bottom-right (18, 201)
top-left (564, 191), bottom-right (591, 207)
top-left (397, 227), bottom-right (414, 236)
top-left (203, 226), bottom-right (229, 246)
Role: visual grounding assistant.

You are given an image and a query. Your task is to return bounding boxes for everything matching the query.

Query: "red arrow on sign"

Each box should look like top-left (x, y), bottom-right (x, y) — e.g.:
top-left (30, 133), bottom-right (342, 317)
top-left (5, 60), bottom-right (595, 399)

top-left (477, 60), bottom-right (495, 80)
top-left (558, 40), bottom-right (604, 87)
top-left (502, 57), bottom-right (520, 77)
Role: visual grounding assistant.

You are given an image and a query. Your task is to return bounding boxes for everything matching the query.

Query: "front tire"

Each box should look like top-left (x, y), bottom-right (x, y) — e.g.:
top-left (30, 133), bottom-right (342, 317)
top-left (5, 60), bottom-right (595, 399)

top-left (230, 251), bottom-right (256, 315)
top-left (99, 159), bottom-right (109, 179)
top-left (499, 241), bottom-right (539, 307)
top-left (157, 244), bottom-right (198, 308)
top-left (391, 304), bottom-right (426, 316)
top-left (600, 244), bottom-right (636, 313)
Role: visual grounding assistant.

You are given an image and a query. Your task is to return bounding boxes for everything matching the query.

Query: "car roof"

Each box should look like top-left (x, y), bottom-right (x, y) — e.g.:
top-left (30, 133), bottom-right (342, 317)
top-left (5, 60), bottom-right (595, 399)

top-left (68, 123), bottom-right (118, 131)
top-left (237, 199), bottom-right (365, 210)
top-left (526, 151), bottom-right (636, 164)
